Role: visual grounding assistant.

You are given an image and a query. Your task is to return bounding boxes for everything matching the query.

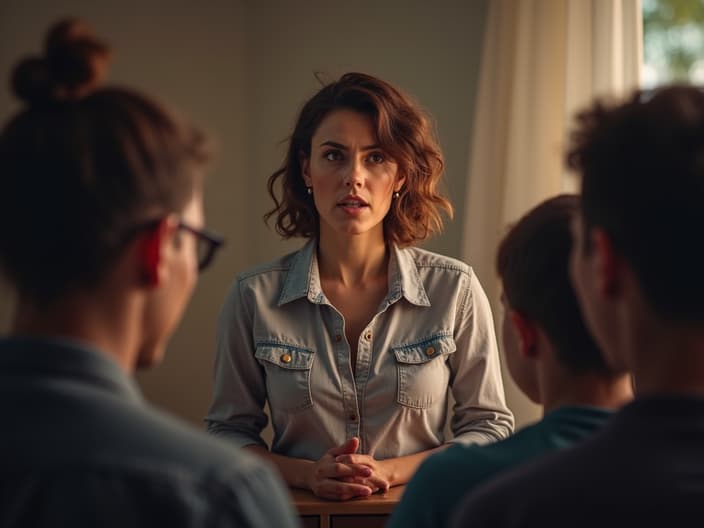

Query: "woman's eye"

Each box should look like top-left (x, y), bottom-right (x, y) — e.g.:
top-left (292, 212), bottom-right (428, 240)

top-left (323, 150), bottom-right (342, 162)
top-left (368, 152), bottom-right (385, 164)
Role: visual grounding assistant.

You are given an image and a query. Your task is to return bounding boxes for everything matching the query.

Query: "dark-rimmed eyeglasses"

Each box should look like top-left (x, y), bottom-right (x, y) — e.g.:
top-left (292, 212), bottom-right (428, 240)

top-left (123, 218), bottom-right (225, 273)
top-left (177, 220), bottom-right (224, 272)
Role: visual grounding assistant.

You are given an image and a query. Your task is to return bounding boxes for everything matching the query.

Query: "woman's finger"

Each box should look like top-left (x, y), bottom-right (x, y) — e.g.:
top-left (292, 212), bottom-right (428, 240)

top-left (335, 454), bottom-right (374, 466)
top-left (316, 461), bottom-right (371, 479)
top-left (312, 479), bottom-right (373, 501)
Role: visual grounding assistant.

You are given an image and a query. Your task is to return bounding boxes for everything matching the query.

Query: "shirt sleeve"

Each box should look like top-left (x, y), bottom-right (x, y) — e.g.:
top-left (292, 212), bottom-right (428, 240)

top-left (205, 278), bottom-right (270, 450)
top-left (447, 270), bottom-right (514, 445)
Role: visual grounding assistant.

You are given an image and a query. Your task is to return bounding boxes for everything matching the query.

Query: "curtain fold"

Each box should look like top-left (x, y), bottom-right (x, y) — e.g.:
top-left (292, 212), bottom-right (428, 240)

top-left (462, 0), bottom-right (642, 427)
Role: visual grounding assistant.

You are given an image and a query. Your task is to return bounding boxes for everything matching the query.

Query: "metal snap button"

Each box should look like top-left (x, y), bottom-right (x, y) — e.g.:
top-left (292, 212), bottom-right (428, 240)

top-left (280, 353), bottom-right (292, 364)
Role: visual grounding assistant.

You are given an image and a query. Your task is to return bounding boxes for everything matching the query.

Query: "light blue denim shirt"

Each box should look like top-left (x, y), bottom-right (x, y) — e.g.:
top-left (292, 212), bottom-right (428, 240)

top-left (207, 239), bottom-right (513, 461)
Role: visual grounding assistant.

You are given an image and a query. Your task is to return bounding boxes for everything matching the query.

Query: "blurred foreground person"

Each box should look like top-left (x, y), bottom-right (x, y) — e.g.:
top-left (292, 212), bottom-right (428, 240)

top-left (0, 19), bottom-right (299, 528)
top-left (452, 84), bottom-right (704, 527)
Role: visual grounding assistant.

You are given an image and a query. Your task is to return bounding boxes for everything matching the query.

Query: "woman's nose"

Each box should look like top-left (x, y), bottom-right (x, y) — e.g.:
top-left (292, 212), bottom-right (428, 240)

top-left (343, 159), bottom-right (364, 187)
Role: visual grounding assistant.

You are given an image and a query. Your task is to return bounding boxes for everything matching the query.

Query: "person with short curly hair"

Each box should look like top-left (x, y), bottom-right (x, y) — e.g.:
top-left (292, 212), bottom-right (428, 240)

top-left (451, 85), bottom-right (704, 528)
top-left (207, 72), bottom-right (514, 500)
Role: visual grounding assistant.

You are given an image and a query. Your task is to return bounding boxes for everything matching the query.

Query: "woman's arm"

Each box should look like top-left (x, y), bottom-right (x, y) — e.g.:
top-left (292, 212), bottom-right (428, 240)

top-left (206, 279), bottom-right (269, 448)
top-left (449, 271), bottom-right (514, 445)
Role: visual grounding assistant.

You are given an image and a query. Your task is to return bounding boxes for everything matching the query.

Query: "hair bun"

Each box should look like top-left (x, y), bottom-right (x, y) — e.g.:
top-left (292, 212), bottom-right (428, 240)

top-left (11, 18), bottom-right (111, 104)
top-left (11, 57), bottom-right (52, 105)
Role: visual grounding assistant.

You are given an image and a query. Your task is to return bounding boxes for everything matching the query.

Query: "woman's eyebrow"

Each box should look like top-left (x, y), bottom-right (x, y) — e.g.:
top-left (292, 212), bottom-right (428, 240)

top-left (319, 140), bottom-right (380, 151)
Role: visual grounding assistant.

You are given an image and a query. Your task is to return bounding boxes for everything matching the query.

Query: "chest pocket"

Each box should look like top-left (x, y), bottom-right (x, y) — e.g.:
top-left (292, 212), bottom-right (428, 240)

top-left (255, 344), bottom-right (315, 413)
top-left (392, 334), bottom-right (456, 409)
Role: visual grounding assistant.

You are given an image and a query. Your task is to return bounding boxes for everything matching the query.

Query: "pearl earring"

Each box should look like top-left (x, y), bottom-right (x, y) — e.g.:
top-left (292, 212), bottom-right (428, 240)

top-left (393, 191), bottom-right (400, 199)
top-left (307, 187), bottom-right (313, 195)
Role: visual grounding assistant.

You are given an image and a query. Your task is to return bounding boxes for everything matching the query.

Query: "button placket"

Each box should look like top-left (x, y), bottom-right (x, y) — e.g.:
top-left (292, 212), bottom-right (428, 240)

top-left (352, 321), bottom-right (377, 449)
top-left (327, 308), bottom-right (360, 439)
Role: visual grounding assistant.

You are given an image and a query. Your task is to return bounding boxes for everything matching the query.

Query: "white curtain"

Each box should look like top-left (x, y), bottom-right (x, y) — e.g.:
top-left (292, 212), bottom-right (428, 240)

top-left (462, 0), bottom-right (642, 427)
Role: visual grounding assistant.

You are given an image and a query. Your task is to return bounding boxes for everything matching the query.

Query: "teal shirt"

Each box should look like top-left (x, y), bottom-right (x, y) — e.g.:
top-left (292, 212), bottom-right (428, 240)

top-left (387, 406), bottom-right (613, 528)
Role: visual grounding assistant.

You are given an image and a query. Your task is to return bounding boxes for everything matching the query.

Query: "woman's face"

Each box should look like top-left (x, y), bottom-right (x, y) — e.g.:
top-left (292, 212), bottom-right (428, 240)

top-left (301, 109), bottom-right (404, 242)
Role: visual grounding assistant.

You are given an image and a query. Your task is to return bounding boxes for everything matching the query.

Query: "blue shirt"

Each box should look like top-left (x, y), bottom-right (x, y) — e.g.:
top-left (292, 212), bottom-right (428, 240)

top-left (207, 239), bottom-right (513, 460)
top-left (387, 406), bottom-right (613, 528)
top-left (0, 337), bottom-right (300, 528)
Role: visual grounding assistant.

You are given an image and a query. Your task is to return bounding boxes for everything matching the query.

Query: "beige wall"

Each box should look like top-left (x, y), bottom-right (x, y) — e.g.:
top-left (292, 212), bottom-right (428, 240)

top-left (0, 0), bottom-right (539, 430)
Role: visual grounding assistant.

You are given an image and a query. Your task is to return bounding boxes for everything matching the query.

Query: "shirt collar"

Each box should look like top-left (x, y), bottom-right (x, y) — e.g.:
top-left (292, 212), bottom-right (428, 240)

top-left (387, 244), bottom-right (431, 307)
top-left (278, 239), bottom-right (430, 307)
top-left (278, 238), bottom-right (324, 305)
top-left (0, 336), bottom-right (144, 403)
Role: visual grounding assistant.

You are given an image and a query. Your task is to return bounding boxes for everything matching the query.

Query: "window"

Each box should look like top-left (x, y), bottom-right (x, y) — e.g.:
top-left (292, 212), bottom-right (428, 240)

top-left (642, 0), bottom-right (704, 88)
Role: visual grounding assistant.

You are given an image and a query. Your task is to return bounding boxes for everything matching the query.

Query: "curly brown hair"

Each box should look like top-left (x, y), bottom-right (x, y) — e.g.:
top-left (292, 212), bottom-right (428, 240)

top-left (264, 72), bottom-right (452, 247)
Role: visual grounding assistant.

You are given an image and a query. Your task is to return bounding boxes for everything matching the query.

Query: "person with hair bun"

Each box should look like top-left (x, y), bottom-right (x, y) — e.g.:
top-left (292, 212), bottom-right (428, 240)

top-left (0, 19), bottom-right (299, 527)
top-left (206, 73), bottom-right (514, 500)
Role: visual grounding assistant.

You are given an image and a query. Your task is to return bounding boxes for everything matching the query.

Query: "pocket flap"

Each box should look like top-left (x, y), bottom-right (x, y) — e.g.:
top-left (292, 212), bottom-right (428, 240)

top-left (392, 334), bottom-right (456, 365)
top-left (255, 344), bottom-right (314, 370)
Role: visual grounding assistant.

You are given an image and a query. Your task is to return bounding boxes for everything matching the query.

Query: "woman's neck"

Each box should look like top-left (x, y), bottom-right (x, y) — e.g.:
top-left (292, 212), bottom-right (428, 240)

top-left (317, 229), bottom-right (388, 286)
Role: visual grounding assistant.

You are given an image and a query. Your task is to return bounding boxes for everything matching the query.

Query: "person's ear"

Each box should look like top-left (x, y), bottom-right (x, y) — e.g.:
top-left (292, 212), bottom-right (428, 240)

top-left (394, 173), bottom-right (406, 194)
top-left (591, 228), bottom-right (623, 298)
top-left (137, 216), bottom-right (179, 288)
top-left (509, 310), bottom-right (538, 359)
top-left (300, 152), bottom-right (312, 187)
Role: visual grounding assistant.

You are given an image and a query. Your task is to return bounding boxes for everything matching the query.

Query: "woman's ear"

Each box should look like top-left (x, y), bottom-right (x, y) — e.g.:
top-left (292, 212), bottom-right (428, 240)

top-left (394, 173), bottom-right (406, 193)
top-left (509, 310), bottom-right (538, 359)
top-left (299, 152), bottom-right (312, 187)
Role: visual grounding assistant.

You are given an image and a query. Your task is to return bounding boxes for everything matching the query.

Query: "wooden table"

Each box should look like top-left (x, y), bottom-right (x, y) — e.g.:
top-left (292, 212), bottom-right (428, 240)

top-left (290, 485), bottom-right (406, 528)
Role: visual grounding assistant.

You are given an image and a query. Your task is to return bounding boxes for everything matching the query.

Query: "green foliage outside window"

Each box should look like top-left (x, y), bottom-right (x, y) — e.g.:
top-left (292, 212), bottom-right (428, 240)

top-left (642, 0), bottom-right (704, 87)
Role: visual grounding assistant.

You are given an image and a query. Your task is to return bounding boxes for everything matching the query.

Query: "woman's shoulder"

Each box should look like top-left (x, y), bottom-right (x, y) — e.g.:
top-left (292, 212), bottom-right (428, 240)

top-left (220, 246), bottom-right (305, 312)
top-left (236, 243), bottom-right (309, 283)
top-left (400, 245), bottom-right (473, 277)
